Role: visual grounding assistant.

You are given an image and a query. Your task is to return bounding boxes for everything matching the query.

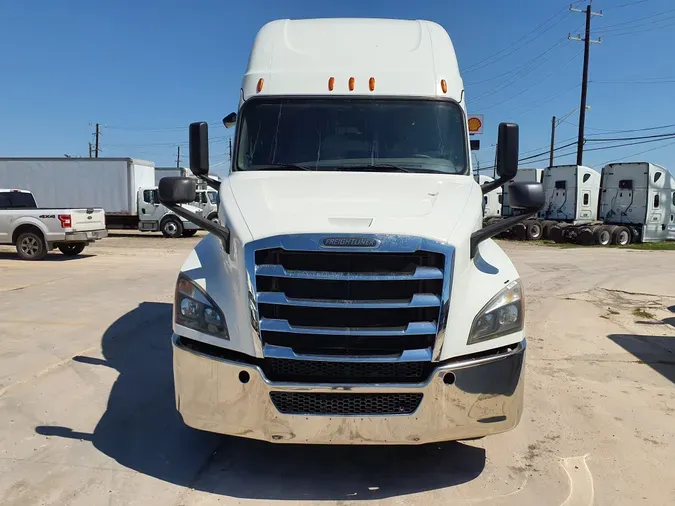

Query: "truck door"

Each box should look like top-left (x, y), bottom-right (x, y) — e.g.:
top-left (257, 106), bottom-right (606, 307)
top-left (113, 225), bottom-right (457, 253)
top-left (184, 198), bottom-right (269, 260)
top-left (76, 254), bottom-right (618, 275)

top-left (139, 188), bottom-right (164, 227)
top-left (579, 189), bottom-right (593, 220)
top-left (644, 190), bottom-right (665, 241)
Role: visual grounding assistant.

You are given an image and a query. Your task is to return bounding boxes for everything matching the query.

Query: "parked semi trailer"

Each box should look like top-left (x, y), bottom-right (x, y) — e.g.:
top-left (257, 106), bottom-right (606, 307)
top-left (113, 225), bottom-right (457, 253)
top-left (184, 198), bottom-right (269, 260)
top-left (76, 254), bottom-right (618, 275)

top-left (550, 162), bottom-right (675, 245)
top-left (156, 18), bottom-right (546, 445)
top-left (0, 158), bottom-right (202, 237)
top-left (539, 165), bottom-right (601, 241)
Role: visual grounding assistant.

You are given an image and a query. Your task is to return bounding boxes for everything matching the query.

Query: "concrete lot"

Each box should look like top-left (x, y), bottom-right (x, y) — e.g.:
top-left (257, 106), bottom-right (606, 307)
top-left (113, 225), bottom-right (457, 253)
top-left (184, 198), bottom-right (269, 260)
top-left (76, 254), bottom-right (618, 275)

top-left (0, 233), bottom-right (673, 505)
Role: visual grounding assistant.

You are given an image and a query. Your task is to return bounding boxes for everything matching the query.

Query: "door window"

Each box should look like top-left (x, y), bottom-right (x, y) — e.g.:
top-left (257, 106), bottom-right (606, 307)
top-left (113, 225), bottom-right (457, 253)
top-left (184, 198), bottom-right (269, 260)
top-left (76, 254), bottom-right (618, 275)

top-left (583, 193), bottom-right (590, 206)
top-left (143, 190), bottom-right (158, 204)
top-left (654, 194), bottom-right (660, 209)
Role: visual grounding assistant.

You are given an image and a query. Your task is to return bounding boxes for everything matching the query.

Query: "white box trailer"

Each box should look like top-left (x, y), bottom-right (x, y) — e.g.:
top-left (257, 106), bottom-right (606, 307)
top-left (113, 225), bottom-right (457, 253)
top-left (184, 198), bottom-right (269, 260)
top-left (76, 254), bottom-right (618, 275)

top-left (0, 158), bottom-right (202, 237)
top-left (549, 162), bottom-right (675, 245)
top-left (155, 166), bottom-right (191, 185)
top-left (0, 157), bottom-right (154, 216)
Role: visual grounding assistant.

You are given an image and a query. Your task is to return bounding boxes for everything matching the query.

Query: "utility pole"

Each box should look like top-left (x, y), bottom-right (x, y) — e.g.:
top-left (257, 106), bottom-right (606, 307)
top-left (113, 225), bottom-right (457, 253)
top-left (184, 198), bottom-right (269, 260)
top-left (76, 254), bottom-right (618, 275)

top-left (569, 3), bottom-right (602, 165)
top-left (549, 116), bottom-right (556, 168)
top-left (88, 142), bottom-right (93, 158)
top-left (94, 123), bottom-right (100, 158)
top-left (228, 138), bottom-right (232, 162)
top-left (176, 145), bottom-right (181, 168)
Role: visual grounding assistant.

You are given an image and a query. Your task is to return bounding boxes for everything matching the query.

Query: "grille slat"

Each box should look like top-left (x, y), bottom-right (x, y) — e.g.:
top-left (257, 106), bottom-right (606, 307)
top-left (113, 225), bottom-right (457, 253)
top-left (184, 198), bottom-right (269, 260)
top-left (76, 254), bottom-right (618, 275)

top-left (254, 245), bottom-right (445, 357)
top-left (256, 264), bottom-right (443, 281)
top-left (260, 319), bottom-right (437, 335)
top-left (256, 292), bottom-right (442, 309)
top-left (270, 392), bottom-right (423, 415)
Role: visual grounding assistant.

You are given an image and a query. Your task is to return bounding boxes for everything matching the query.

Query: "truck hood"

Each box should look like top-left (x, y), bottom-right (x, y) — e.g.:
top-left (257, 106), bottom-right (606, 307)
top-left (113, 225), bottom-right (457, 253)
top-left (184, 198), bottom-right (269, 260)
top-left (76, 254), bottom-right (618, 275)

top-left (227, 171), bottom-right (478, 243)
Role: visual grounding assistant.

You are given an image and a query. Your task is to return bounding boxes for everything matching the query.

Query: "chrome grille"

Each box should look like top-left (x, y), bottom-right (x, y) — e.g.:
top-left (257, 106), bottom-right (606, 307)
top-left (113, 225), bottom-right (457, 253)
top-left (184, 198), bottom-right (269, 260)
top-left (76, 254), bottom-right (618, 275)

top-left (253, 244), bottom-right (445, 356)
top-left (270, 392), bottom-right (423, 415)
top-left (262, 357), bottom-right (431, 383)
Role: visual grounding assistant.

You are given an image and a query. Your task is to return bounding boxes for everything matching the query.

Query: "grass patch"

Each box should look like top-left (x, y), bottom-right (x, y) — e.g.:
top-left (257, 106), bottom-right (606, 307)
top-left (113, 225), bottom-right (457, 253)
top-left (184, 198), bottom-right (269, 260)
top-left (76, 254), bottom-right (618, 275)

top-left (632, 308), bottom-right (655, 319)
top-left (616, 242), bottom-right (675, 251)
top-left (539, 240), bottom-right (581, 249)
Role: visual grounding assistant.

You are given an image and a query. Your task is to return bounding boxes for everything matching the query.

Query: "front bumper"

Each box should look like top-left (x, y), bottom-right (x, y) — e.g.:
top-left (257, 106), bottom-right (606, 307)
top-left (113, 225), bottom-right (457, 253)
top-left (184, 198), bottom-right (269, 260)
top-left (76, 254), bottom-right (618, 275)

top-left (63, 229), bottom-right (108, 242)
top-left (172, 335), bottom-right (525, 444)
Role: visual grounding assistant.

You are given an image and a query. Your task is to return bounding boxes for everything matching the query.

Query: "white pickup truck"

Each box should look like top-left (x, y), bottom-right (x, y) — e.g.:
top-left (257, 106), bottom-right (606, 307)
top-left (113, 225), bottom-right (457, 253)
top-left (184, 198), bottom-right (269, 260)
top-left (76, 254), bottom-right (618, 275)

top-left (0, 189), bottom-right (107, 260)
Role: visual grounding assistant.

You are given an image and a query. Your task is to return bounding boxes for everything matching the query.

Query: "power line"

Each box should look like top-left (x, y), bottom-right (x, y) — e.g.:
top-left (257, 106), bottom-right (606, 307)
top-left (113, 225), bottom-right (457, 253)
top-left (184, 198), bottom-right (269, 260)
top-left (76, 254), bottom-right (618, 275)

top-left (604, 0), bottom-right (652, 10)
top-left (567, 122), bottom-right (675, 134)
top-left (594, 6), bottom-right (675, 32)
top-left (591, 77), bottom-right (675, 84)
top-left (585, 131), bottom-right (675, 142)
top-left (592, 138), bottom-right (675, 168)
top-left (461, 3), bottom-right (577, 74)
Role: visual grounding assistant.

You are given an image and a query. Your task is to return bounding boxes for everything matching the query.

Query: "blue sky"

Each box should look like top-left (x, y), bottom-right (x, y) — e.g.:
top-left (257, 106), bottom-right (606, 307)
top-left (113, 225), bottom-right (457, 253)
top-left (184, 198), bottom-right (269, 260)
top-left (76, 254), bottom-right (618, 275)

top-left (1, 0), bottom-right (674, 177)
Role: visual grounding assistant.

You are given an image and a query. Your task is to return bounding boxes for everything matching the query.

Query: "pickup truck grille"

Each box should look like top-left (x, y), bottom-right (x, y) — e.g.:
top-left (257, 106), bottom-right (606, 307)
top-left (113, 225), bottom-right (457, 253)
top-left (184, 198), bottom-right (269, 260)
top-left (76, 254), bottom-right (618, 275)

top-left (254, 247), bottom-right (445, 356)
top-left (270, 392), bottom-right (423, 415)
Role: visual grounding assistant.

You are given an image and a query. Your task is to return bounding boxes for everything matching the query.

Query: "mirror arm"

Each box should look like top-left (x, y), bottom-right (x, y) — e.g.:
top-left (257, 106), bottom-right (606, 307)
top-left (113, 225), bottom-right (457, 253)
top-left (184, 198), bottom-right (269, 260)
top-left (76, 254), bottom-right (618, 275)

top-left (198, 175), bottom-right (221, 190)
top-left (480, 176), bottom-right (510, 195)
top-left (470, 210), bottom-right (539, 258)
top-left (164, 203), bottom-right (231, 253)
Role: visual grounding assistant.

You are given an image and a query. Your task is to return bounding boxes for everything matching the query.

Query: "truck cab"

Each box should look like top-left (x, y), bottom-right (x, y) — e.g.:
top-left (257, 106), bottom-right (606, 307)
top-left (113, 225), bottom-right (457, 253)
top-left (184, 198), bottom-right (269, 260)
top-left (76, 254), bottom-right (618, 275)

top-left (137, 187), bottom-right (202, 238)
top-left (158, 18), bottom-right (543, 444)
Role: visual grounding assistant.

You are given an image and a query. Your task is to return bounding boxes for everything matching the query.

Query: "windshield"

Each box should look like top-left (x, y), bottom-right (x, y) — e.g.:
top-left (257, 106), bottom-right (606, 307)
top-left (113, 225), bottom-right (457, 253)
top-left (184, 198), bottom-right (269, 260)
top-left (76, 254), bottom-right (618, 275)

top-left (235, 98), bottom-right (468, 174)
top-left (0, 191), bottom-right (37, 209)
top-left (207, 191), bottom-right (220, 205)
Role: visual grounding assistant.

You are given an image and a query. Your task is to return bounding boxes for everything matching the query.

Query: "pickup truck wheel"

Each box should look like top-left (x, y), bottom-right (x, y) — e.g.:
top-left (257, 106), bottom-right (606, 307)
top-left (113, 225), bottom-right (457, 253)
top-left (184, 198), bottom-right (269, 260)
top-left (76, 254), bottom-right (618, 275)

top-left (182, 230), bottom-right (198, 237)
top-left (161, 217), bottom-right (183, 238)
top-left (58, 243), bottom-right (86, 256)
top-left (16, 232), bottom-right (47, 260)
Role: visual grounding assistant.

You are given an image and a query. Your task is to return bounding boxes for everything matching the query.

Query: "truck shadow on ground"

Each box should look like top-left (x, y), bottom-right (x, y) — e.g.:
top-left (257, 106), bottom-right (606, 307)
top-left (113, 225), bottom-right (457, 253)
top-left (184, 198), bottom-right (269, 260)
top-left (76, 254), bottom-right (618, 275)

top-left (608, 332), bottom-right (675, 384)
top-left (35, 302), bottom-right (486, 501)
top-left (0, 252), bottom-right (94, 261)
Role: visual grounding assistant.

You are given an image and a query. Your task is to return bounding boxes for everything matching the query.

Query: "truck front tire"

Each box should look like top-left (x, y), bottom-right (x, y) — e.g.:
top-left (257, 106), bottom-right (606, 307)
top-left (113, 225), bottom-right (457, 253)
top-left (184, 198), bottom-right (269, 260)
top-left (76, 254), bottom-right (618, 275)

top-left (16, 231), bottom-right (48, 260)
top-left (161, 217), bottom-right (183, 238)
top-left (58, 243), bottom-right (86, 256)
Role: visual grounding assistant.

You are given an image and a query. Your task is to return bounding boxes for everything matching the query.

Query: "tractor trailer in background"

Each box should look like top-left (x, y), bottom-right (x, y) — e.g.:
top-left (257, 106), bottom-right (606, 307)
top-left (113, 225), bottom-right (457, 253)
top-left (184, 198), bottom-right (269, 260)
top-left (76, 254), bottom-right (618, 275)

top-left (550, 162), bottom-right (675, 245)
top-left (475, 175), bottom-right (502, 219)
top-left (0, 158), bottom-right (202, 238)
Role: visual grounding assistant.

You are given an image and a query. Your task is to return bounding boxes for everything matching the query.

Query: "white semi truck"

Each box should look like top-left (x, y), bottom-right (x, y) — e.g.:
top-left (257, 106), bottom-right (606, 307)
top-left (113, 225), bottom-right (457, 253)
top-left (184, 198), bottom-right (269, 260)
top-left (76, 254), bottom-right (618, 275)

top-left (157, 18), bottom-right (544, 444)
top-left (476, 175), bottom-right (502, 219)
top-left (0, 158), bottom-right (202, 237)
top-left (550, 162), bottom-right (675, 245)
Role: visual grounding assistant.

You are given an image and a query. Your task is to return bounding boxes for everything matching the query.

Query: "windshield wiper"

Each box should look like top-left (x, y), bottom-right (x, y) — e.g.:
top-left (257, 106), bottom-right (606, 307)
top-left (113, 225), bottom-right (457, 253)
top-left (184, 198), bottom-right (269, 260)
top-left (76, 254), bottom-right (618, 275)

top-left (339, 164), bottom-right (414, 173)
top-left (256, 163), bottom-right (313, 171)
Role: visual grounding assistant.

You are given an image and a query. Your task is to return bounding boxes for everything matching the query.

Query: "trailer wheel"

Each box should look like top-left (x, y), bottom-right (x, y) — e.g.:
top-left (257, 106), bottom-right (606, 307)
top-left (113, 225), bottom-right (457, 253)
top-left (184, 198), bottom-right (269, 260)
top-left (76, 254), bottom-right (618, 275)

top-left (612, 226), bottom-right (631, 246)
top-left (593, 226), bottom-right (612, 246)
top-left (16, 231), bottom-right (48, 260)
top-left (550, 225), bottom-right (564, 243)
top-left (161, 217), bottom-right (184, 238)
top-left (182, 230), bottom-right (198, 237)
top-left (512, 223), bottom-right (527, 240)
top-left (579, 227), bottom-right (594, 246)
top-left (541, 220), bottom-right (556, 240)
top-left (526, 221), bottom-right (543, 240)
top-left (58, 243), bottom-right (86, 256)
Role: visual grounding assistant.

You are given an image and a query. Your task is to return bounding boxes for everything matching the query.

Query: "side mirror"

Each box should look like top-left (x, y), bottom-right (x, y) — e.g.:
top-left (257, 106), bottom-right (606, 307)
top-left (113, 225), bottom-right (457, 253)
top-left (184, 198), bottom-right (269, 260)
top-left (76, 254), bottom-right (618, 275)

top-left (158, 177), bottom-right (197, 205)
top-left (496, 122), bottom-right (519, 180)
top-left (508, 182), bottom-right (545, 211)
top-left (189, 122), bottom-right (210, 176)
top-left (222, 112), bottom-right (237, 129)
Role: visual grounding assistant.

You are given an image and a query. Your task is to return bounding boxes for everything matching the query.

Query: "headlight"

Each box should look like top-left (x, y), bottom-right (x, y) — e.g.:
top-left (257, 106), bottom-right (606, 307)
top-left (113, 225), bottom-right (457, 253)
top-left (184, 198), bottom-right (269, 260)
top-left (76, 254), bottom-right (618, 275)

top-left (468, 279), bottom-right (523, 345)
top-left (175, 274), bottom-right (229, 339)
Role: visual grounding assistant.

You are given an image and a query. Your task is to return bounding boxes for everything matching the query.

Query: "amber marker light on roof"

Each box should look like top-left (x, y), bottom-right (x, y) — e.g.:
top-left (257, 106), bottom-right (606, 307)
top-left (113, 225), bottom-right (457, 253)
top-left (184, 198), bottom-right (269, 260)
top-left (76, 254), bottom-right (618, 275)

top-left (328, 77), bottom-right (335, 91)
top-left (257, 78), bottom-right (264, 93)
top-left (349, 77), bottom-right (355, 91)
top-left (441, 79), bottom-right (448, 94)
top-left (369, 77), bottom-right (375, 91)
